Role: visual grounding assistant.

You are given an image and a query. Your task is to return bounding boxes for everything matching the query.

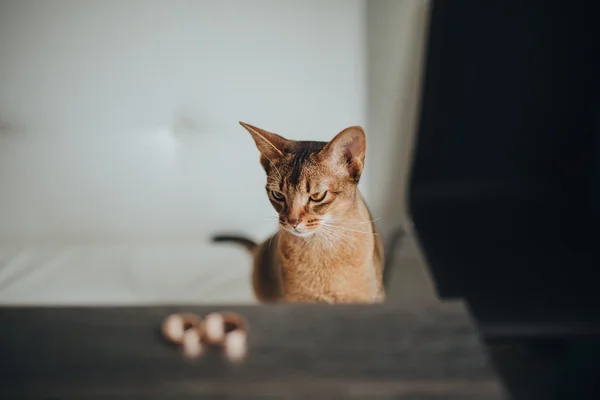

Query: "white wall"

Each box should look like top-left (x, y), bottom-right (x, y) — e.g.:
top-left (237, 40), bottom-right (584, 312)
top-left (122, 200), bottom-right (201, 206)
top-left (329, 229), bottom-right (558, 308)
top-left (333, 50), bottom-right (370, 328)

top-left (365, 0), bottom-right (430, 236)
top-left (0, 0), bottom-right (366, 304)
top-left (0, 0), bottom-right (366, 244)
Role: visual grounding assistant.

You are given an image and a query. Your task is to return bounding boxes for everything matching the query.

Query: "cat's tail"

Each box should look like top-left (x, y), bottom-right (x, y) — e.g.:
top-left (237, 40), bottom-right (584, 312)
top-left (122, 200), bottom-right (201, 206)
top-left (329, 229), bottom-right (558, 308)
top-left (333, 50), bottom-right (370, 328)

top-left (211, 234), bottom-right (258, 253)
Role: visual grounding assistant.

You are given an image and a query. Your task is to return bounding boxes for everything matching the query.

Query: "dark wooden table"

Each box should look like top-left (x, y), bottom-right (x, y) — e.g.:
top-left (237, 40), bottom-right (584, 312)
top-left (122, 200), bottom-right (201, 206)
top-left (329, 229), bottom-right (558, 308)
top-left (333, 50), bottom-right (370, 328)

top-left (0, 302), bottom-right (507, 399)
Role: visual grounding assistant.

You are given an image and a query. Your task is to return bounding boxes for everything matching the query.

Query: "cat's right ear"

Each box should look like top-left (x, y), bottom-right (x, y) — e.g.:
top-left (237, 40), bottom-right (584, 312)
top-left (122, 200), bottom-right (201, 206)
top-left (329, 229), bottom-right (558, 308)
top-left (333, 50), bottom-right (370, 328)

top-left (239, 122), bottom-right (289, 168)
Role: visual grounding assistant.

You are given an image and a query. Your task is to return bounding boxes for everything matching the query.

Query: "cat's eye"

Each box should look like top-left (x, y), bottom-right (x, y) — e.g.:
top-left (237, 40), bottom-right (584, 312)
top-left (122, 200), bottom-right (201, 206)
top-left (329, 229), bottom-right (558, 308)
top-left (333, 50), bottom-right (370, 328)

top-left (271, 191), bottom-right (285, 201)
top-left (310, 191), bottom-right (327, 202)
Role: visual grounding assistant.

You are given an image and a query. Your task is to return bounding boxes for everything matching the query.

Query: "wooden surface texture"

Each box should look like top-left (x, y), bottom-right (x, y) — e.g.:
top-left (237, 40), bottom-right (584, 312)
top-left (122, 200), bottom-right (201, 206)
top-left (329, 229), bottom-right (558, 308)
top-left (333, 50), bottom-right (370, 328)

top-left (0, 302), bottom-right (507, 399)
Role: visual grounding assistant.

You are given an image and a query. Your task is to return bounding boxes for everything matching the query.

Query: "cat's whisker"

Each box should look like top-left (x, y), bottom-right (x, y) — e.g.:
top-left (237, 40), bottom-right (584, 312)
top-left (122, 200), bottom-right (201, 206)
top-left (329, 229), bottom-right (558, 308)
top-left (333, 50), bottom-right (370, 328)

top-left (320, 225), bottom-right (371, 244)
top-left (318, 228), bottom-right (343, 245)
top-left (319, 225), bottom-right (352, 242)
top-left (323, 223), bottom-right (378, 235)
top-left (322, 223), bottom-right (377, 235)
top-left (327, 217), bottom-right (381, 224)
top-left (314, 231), bottom-right (323, 246)
top-left (315, 230), bottom-right (335, 249)
top-left (322, 228), bottom-right (358, 246)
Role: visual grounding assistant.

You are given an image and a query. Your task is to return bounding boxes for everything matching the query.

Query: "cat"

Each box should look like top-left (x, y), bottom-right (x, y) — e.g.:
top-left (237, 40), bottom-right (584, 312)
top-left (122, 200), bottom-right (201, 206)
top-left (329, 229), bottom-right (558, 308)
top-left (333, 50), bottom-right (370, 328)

top-left (212, 122), bottom-right (385, 304)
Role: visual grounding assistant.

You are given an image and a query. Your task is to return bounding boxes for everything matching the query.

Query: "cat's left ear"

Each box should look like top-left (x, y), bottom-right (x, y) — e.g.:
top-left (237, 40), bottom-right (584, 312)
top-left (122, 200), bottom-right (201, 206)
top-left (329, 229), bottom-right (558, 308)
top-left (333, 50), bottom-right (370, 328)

top-left (320, 126), bottom-right (366, 182)
top-left (239, 121), bottom-right (290, 171)
top-left (239, 122), bottom-right (290, 157)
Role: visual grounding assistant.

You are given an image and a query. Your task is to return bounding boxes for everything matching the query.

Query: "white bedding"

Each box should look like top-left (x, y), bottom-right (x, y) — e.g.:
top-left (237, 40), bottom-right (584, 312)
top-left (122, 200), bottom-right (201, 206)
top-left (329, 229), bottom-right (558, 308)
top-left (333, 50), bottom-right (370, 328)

top-left (0, 243), bottom-right (256, 305)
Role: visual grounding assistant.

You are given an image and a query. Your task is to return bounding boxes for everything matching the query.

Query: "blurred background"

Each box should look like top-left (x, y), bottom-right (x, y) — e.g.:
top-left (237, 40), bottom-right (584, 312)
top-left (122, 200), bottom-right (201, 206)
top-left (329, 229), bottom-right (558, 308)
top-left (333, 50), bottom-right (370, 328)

top-left (0, 0), bottom-right (432, 305)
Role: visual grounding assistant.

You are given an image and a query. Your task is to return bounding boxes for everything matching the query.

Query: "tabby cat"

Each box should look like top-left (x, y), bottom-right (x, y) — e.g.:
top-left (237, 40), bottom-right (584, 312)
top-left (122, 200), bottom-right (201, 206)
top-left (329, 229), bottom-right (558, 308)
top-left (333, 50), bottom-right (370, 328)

top-left (213, 122), bottom-right (384, 303)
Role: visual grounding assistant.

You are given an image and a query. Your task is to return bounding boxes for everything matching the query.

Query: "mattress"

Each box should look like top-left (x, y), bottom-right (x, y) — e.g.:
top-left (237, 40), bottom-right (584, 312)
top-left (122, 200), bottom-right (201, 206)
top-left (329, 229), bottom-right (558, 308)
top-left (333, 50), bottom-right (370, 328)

top-left (0, 243), bottom-right (256, 305)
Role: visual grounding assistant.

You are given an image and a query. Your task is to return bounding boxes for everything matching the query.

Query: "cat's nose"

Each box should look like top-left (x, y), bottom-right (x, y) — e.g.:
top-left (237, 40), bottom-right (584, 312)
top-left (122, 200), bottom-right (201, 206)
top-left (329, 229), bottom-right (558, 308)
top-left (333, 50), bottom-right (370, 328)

top-left (287, 219), bottom-right (301, 228)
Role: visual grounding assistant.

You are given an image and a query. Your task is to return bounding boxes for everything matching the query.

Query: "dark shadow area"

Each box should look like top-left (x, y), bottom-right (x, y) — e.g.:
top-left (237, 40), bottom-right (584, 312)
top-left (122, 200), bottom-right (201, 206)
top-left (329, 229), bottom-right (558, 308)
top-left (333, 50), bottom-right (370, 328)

top-left (408, 0), bottom-right (600, 398)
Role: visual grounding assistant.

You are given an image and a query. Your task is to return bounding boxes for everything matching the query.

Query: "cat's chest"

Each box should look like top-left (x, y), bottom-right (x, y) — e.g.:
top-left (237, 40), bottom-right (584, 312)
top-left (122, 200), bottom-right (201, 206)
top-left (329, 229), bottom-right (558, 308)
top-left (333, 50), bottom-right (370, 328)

top-left (284, 267), bottom-right (377, 303)
top-left (278, 244), bottom-right (378, 301)
top-left (279, 237), bottom-right (369, 266)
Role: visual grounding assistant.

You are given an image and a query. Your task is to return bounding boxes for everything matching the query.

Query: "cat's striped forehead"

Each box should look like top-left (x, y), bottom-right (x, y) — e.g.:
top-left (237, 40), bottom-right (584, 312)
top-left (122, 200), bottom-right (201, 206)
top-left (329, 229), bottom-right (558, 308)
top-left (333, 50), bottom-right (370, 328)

top-left (287, 141), bottom-right (327, 187)
top-left (267, 140), bottom-right (328, 190)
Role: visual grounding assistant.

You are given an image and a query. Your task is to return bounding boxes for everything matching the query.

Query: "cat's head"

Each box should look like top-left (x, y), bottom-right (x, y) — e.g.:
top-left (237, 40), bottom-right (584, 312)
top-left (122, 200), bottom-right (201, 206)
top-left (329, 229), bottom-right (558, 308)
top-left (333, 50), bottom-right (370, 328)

top-left (240, 121), bottom-right (366, 237)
